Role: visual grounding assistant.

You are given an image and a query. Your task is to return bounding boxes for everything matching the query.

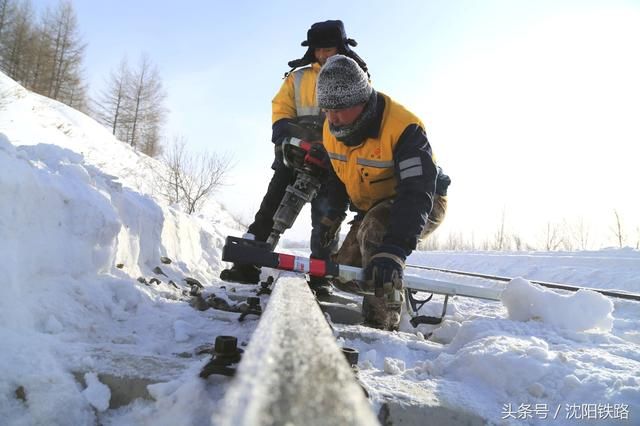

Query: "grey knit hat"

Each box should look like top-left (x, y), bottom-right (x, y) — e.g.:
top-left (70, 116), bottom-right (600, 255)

top-left (316, 55), bottom-right (372, 109)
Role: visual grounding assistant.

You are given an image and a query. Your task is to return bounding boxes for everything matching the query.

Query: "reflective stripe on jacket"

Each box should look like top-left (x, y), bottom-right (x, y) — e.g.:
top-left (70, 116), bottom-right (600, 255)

top-left (324, 92), bottom-right (438, 253)
top-left (272, 63), bottom-right (321, 123)
top-left (324, 93), bottom-right (427, 211)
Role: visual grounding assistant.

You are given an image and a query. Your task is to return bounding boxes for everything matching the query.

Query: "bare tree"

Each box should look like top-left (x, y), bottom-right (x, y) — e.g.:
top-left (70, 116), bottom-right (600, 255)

top-left (566, 217), bottom-right (590, 251)
top-left (0, 0), bottom-right (16, 41)
top-left (139, 116), bottom-right (163, 157)
top-left (492, 207), bottom-right (507, 250)
top-left (94, 57), bottom-right (131, 137)
top-left (611, 210), bottom-right (625, 248)
top-left (541, 221), bottom-right (564, 251)
top-left (468, 231), bottom-right (477, 251)
top-left (64, 70), bottom-right (87, 111)
top-left (154, 137), bottom-right (231, 214)
top-left (127, 54), bottom-right (166, 156)
top-left (40, 1), bottom-right (85, 105)
top-left (0, 0), bottom-right (16, 70)
top-left (511, 233), bottom-right (524, 251)
top-left (93, 54), bottom-right (167, 156)
top-left (0, 0), bottom-right (33, 82)
top-left (445, 232), bottom-right (465, 250)
top-left (21, 21), bottom-right (48, 92)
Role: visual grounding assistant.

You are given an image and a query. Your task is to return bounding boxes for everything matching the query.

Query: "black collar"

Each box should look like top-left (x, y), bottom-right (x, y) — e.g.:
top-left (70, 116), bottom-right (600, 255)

top-left (364, 92), bottom-right (385, 139)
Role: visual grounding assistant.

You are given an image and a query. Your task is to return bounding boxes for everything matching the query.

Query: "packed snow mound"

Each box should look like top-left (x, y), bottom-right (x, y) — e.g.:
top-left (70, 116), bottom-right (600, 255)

top-left (0, 71), bottom-right (249, 425)
top-left (502, 278), bottom-right (614, 332)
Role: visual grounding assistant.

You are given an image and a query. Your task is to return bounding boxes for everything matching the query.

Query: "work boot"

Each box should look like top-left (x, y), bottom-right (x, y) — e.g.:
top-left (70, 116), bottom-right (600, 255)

top-left (220, 263), bottom-right (260, 284)
top-left (308, 275), bottom-right (333, 297)
top-left (362, 294), bottom-right (402, 331)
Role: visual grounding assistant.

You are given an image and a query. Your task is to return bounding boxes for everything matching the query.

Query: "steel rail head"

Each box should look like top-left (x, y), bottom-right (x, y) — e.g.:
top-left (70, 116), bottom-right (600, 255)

top-left (217, 277), bottom-right (379, 426)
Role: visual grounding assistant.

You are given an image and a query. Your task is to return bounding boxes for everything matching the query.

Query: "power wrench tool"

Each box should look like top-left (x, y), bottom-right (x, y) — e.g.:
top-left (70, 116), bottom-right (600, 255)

top-left (266, 119), bottom-right (330, 249)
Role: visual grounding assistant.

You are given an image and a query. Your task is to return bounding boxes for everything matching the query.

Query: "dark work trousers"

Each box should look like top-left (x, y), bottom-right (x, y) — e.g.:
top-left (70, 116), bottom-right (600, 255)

top-left (246, 157), bottom-right (337, 261)
top-left (310, 183), bottom-right (339, 260)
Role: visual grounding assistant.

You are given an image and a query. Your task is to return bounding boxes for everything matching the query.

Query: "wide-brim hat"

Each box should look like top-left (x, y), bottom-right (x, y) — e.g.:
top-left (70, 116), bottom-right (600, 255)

top-left (301, 20), bottom-right (357, 49)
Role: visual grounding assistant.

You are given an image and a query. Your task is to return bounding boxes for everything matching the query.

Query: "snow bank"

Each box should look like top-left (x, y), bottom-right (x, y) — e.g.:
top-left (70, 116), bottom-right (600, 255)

top-left (0, 137), bottom-right (120, 279)
top-left (0, 71), bottom-right (245, 425)
top-left (502, 278), bottom-right (614, 332)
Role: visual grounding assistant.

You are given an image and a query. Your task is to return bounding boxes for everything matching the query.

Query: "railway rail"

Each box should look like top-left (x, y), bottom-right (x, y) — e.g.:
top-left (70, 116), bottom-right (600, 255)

top-left (406, 264), bottom-right (640, 302)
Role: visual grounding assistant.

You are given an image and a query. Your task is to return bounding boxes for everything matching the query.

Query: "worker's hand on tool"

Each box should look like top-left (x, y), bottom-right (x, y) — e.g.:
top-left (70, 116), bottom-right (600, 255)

top-left (365, 245), bottom-right (406, 296)
top-left (305, 143), bottom-right (330, 168)
top-left (318, 216), bottom-right (341, 248)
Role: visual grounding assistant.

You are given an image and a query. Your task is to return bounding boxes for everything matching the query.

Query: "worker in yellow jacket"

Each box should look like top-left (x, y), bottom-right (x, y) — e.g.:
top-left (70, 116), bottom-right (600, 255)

top-left (221, 21), bottom-right (368, 296)
top-left (315, 55), bottom-right (450, 330)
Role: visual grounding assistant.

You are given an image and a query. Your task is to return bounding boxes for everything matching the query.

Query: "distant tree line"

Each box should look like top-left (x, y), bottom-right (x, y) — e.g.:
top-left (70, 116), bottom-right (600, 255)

top-left (419, 209), bottom-right (640, 252)
top-left (0, 0), bottom-right (86, 110)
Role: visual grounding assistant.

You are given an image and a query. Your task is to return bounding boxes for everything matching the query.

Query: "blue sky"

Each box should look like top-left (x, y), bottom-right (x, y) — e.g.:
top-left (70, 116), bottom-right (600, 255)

top-left (32, 0), bottom-right (640, 247)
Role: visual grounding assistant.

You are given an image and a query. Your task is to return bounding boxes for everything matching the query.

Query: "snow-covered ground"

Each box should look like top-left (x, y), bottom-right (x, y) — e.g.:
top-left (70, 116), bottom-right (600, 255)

top-left (1, 72), bottom-right (638, 425)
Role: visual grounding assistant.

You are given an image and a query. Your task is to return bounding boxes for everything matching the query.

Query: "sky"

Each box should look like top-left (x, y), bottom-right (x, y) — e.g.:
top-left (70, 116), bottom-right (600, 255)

top-left (30, 0), bottom-right (640, 248)
top-left (0, 70), bottom-right (638, 424)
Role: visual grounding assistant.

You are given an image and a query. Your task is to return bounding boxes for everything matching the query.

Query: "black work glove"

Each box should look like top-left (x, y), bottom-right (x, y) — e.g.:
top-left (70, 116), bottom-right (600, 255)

top-left (436, 168), bottom-right (451, 196)
top-left (272, 118), bottom-right (292, 145)
top-left (364, 244), bottom-right (406, 297)
top-left (317, 216), bottom-right (342, 248)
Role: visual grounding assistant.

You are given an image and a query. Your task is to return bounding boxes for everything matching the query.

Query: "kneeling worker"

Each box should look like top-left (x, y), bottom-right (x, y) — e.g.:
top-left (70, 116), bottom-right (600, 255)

top-left (315, 55), bottom-right (450, 330)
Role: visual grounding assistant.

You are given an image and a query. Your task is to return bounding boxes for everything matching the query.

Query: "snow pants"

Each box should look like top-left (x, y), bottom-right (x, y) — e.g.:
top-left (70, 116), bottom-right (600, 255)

top-left (332, 194), bottom-right (448, 268)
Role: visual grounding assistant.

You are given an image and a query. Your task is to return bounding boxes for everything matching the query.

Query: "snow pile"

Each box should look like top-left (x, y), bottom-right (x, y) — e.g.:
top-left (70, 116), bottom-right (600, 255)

top-left (340, 258), bottom-right (638, 424)
top-left (502, 278), bottom-right (614, 331)
top-left (0, 137), bottom-right (120, 282)
top-left (433, 326), bottom-right (559, 397)
top-left (0, 71), bottom-right (250, 425)
top-left (0, 131), bottom-right (227, 328)
top-left (424, 318), bottom-right (639, 420)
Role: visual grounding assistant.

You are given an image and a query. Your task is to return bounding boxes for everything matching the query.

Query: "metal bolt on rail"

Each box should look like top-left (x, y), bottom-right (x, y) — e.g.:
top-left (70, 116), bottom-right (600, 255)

top-left (200, 335), bottom-right (244, 378)
top-left (238, 297), bottom-right (263, 322)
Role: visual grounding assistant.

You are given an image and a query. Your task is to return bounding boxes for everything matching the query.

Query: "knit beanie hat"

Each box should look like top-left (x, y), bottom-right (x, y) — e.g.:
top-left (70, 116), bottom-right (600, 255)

top-left (316, 55), bottom-right (372, 110)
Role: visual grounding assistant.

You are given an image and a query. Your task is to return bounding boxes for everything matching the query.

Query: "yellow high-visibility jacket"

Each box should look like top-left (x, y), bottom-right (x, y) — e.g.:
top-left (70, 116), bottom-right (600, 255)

top-left (272, 63), bottom-right (322, 124)
top-left (323, 92), bottom-right (438, 253)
